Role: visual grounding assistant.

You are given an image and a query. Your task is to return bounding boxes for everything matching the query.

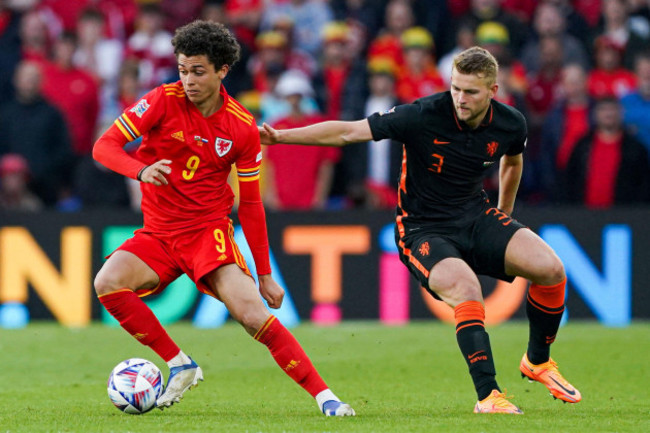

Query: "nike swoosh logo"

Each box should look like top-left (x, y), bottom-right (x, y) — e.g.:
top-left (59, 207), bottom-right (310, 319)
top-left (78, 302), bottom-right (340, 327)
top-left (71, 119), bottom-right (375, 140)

top-left (549, 377), bottom-right (576, 396)
top-left (434, 139), bottom-right (450, 145)
top-left (467, 350), bottom-right (485, 359)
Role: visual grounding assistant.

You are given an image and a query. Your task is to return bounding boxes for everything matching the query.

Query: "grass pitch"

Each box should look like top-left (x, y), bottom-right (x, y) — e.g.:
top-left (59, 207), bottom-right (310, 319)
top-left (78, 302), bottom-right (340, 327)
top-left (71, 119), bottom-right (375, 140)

top-left (0, 321), bottom-right (648, 433)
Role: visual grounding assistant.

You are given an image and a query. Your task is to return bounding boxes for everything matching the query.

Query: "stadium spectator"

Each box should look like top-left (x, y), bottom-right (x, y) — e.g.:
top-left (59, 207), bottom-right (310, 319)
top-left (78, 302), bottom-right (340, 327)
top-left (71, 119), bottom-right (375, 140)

top-left (622, 51), bottom-right (650, 156)
top-left (265, 70), bottom-right (340, 210)
top-left (587, 36), bottom-right (637, 99)
top-left (541, 0), bottom-right (593, 54)
top-left (313, 21), bottom-right (353, 119)
top-left (260, 0), bottom-right (333, 58)
top-left (125, 4), bottom-right (176, 90)
top-left (408, 0), bottom-right (453, 57)
top-left (438, 18), bottom-right (475, 86)
top-left (367, 0), bottom-right (415, 67)
top-left (593, 0), bottom-right (650, 70)
top-left (0, 60), bottom-right (73, 206)
top-left (336, 56), bottom-right (402, 209)
top-left (37, 0), bottom-right (138, 41)
top-left (475, 21), bottom-right (527, 101)
top-left (0, 1), bottom-right (22, 105)
top-left (525, 35), bottom-right (564, 129)
top-left (247, 30), bottom-right (314, 93)
top-left (541, 63), bottom-right (593, 202)
top-left (519, 2), bottom-right (590, 74)
top-left (562, 97), bottom-right (650, 207)
top-left (0, 153), bottom-right (43, 211)
top-left (329, 0), bottom-right (385, 42)
top-left (159, 0), bottom-right (204, 33)
top-left (41, 31), bottom-right (100, 157)
top-left (19, 9), bottom-right (50, 62)
top-left (455, 0), bottom-right (528, 55)
top-left (395, 27), bottom-right (445, 103)
top-left (223, 0), bottom-right (264, 52)
top-left (73, 8), bottom-right (123, 113)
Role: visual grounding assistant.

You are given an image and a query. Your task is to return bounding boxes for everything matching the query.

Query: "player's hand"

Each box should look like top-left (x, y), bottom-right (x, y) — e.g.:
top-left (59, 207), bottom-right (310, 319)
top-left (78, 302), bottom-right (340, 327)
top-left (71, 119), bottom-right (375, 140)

top-left (258, 274), bottom-right (284, 309)
top-left (139, 159), bottom-right (172, 186)
top-left (258, 123), bottom-right (280, 145)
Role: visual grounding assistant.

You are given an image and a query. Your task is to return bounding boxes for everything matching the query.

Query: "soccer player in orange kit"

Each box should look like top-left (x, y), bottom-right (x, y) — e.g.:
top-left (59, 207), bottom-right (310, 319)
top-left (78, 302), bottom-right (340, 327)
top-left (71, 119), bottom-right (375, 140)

top-left (92, 20), bottom-right (354, 416)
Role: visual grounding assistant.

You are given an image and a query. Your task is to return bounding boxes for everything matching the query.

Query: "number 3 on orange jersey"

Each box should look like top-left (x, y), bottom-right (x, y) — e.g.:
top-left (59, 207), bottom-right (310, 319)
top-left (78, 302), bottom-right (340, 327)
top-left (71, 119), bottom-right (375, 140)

top-left (183, 155), bottom-right (201, 180)
top-left (213, 229), bottom-right (226, 253)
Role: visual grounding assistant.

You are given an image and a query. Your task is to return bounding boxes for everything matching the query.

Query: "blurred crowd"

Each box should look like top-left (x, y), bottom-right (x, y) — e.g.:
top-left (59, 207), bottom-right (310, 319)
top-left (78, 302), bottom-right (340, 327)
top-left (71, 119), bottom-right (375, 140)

top-left (1, 0), bottom-right (650, 213)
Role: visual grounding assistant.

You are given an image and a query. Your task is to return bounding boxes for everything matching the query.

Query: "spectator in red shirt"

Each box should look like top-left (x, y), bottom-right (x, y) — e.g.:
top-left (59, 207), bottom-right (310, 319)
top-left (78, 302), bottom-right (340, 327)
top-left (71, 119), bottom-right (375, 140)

top-left (367, 0), bottom-right (415, 67)
top-left (19, 10), bottom-right (50, 62)
top-left (0, 153), bottom-right (43, 211)
top-left (526, 35), bottom-right (564, 128)
top-left (541, 63), bottom-right (592, 202)
top-left (125, 4), bottom-right (176, 90)
top-left (41, 32), bottom-right (100, 157)
top-left (313, 21), bottom-right (351, 119)
top-left (265, 70), bottom-right (340, 209)
top-left (224, 0), bottom-right (263, 52)
top-left (587, 36), bottom-right (637, 99)
top-left (395, 26), bottom-right (445, 103)
top-left (562, 97), bottom-right (650, 207)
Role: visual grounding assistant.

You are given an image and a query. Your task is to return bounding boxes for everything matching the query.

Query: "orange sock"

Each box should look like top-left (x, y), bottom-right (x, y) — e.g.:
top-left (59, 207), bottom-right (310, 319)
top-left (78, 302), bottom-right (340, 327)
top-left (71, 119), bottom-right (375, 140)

top-left (99, 289), bottom-right (180, 362)
top-left (255, 316), bottom-right (328, 397)
top-left (526, 278), bottom-right (566, 364)
top-left (454, 301), bottom-right (498, 401)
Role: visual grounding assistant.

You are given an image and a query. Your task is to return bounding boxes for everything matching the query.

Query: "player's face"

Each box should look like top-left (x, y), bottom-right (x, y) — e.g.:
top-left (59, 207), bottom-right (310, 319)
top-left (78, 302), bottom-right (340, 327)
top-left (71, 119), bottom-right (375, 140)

top-left (450, 68), bottom-right (497, 128)
top-left (177, 54), bottom-right (228, 108)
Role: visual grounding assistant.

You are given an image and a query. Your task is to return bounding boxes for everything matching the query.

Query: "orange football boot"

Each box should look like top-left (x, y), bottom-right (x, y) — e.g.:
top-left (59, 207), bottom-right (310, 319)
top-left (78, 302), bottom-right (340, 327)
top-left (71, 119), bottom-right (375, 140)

top-left (473, 389), bottom-right (523, 414)
top-left (520, 353), bottom-right (582, 403)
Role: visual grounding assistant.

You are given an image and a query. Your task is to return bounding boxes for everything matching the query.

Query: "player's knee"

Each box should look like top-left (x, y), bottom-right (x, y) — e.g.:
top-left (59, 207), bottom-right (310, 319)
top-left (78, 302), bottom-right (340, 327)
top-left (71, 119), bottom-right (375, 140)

top-left (536, 254), bottom-right (565, 286)
top-left (94, 271), bottom-right (126, 297)
top-left (232, 303), bottom-right (268, 335)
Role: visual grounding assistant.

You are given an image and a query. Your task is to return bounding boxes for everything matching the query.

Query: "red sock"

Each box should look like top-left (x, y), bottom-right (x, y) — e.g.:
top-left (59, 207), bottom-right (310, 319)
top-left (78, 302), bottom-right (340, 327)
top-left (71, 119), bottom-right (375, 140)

top-left (254, 316), bottom-right (328, 397)
top-left (99, 289), bottom-right (180, 362)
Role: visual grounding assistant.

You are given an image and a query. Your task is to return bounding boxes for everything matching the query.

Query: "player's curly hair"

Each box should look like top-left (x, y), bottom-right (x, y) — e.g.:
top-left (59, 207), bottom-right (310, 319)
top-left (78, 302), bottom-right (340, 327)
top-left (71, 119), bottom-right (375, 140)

top-left (172, 20), bottom-right (241, 70)
top-left (452, 46), bottom-right (499, 86)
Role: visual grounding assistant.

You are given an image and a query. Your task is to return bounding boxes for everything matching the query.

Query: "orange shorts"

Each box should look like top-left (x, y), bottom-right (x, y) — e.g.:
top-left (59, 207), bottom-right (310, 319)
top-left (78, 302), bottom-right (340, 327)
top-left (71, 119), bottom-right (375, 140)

top-left (115, 218), bottom-right (251, 298)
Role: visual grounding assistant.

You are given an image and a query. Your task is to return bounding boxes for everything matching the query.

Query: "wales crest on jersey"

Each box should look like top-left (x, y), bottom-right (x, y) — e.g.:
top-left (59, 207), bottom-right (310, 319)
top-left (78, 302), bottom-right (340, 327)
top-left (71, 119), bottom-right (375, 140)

top-left (215, 137), bottom-right (233, 157)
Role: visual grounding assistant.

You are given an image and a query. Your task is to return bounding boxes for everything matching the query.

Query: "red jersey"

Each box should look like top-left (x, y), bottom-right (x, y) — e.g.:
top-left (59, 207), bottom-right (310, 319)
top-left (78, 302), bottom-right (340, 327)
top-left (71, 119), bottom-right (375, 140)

top-left (111, 81), bottom-right (262, 232)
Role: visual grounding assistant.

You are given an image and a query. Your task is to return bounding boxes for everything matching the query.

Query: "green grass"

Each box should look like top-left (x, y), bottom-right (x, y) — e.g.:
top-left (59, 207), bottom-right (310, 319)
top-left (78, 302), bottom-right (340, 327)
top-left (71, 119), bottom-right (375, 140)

top-left (0, 321), bottom-right (648, 433)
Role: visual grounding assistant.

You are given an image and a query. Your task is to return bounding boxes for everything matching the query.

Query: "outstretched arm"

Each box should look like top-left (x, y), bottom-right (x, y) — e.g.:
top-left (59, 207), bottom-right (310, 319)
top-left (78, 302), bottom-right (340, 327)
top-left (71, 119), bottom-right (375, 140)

top-left (259, 119), bottom-right (373, 147)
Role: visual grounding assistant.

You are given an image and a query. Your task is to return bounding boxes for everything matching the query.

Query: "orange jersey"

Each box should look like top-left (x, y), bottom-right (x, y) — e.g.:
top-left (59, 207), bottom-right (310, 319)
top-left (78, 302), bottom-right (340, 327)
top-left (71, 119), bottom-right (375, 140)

top-left (113, 82), bottom-right (262, 232)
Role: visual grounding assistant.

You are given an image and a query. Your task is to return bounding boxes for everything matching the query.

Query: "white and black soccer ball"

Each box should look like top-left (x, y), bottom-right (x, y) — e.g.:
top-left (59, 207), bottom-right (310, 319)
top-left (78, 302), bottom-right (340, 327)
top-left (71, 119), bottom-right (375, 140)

top-left (107, 358), bottom-right (164, 414)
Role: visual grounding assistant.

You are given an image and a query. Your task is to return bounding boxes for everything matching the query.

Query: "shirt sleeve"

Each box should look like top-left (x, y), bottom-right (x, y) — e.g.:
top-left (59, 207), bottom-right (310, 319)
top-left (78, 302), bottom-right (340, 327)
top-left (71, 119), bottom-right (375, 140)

top-left (92, 87), bottom-right (165, 179)
top-left (367, 103), bottom-right (421, 144)
top-left (235, 124), bottom-right (271, 275)
top-left (506, 110), bottom-right (528, 156)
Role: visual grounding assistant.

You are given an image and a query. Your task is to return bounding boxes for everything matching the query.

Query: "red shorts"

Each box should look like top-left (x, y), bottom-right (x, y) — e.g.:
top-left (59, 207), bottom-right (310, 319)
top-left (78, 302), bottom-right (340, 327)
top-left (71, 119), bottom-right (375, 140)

top-left (115, 217), bottom-right (251, 298)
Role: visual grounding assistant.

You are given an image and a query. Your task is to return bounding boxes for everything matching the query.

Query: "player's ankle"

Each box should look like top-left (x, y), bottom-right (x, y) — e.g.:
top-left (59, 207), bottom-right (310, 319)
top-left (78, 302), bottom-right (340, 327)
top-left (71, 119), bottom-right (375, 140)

top-left (315, 389), bottom-right (339, 411)
top-left (167, 350), bottom-right (192, 368)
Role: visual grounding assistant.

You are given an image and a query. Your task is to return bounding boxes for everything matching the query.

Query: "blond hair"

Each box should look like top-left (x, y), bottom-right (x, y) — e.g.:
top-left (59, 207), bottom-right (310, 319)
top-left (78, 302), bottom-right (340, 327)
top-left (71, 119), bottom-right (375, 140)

top-left (452, 46), bottom-right (499, 86)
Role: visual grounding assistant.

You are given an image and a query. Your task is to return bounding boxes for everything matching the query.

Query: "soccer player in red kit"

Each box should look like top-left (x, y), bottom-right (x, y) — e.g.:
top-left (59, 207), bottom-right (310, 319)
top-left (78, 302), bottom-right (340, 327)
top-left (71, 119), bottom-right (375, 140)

top-left (92, 20), bottom-right (354, 416)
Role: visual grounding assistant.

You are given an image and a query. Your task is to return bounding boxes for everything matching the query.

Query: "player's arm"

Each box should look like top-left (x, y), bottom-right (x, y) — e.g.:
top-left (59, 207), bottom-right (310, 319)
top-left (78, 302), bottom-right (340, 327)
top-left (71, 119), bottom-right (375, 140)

top-left (498, 152), bottom-right (523, 215)
top-left (93, 128), bottom-right (171, 185)
top-left (259, 119), bottom-right (372, 147)
top-left (237, 168), bottom-right (284, 309)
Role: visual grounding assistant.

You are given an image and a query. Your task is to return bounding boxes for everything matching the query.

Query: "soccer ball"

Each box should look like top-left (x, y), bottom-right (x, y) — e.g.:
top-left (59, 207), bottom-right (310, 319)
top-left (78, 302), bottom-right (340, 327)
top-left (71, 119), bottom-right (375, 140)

top-left (107, 358), bottom-right (164, 414)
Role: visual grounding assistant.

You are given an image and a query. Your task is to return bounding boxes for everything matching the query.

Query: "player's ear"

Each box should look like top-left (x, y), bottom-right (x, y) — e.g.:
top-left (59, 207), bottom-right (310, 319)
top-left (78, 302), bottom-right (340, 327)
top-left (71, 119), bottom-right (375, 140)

top-left (217, 64), bottom-right (229, 80)
top-left (489, 82), bottom-right (498, 99)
